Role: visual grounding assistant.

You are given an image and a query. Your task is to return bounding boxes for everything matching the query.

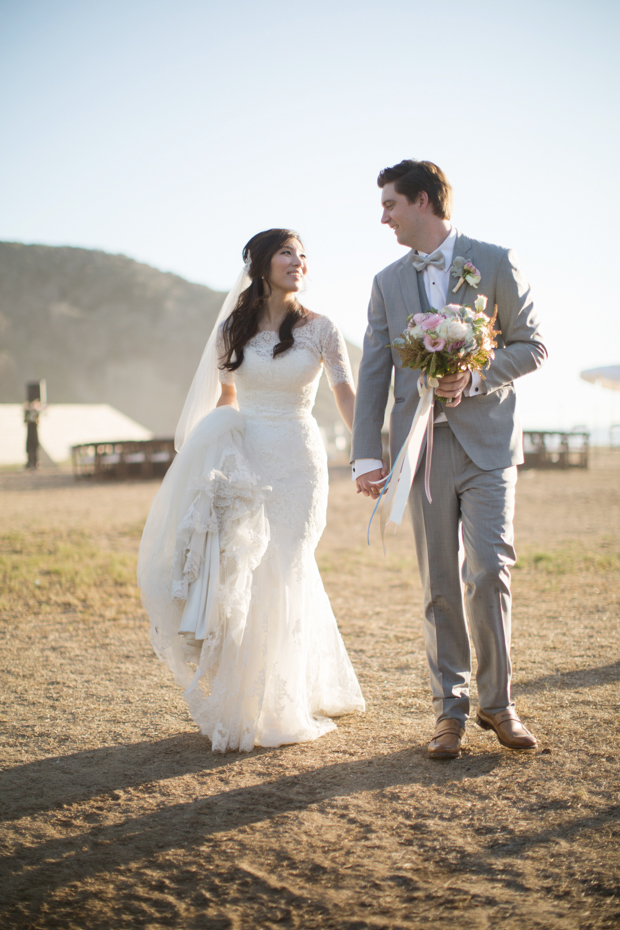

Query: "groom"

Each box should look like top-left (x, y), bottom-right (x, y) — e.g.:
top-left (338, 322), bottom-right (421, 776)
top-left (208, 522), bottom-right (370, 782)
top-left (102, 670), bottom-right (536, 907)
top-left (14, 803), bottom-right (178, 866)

top-left (351, 160), bottom-right (547, 759)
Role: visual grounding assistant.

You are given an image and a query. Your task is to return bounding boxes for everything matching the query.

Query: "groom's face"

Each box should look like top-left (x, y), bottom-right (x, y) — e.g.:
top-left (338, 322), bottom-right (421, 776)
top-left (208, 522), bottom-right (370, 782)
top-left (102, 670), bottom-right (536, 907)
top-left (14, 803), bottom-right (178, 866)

top-left (380, 182), bottom-right (424, 249)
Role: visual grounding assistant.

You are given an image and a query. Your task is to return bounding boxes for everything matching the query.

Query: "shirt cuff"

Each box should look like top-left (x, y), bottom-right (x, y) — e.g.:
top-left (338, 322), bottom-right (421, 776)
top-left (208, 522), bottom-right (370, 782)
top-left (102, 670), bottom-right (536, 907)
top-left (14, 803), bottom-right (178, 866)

top-left (352, 458), bottom-right (384, 481)
top-left (467, 371), bottom-right (486, 397)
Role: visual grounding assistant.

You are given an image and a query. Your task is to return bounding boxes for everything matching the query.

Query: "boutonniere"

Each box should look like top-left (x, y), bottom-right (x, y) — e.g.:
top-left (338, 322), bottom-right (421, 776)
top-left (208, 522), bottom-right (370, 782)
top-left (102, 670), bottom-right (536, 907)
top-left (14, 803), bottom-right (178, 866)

top-left (450, 256), bottom-right (481, 293)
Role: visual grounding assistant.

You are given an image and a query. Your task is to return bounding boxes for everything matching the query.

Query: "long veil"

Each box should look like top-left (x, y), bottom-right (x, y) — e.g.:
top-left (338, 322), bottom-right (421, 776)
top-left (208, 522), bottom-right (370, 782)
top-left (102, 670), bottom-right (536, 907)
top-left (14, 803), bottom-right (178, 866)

top-left (174, 267), bottom-right (251, 451)
top-left (139, 264), bottom-right (253, 699)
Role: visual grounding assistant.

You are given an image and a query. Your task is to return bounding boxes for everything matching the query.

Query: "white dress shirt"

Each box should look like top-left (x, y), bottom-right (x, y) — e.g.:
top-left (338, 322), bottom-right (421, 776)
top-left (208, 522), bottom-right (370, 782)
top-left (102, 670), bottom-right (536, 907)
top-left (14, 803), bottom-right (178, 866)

top-left (352, 227), bottom-right (485, 481)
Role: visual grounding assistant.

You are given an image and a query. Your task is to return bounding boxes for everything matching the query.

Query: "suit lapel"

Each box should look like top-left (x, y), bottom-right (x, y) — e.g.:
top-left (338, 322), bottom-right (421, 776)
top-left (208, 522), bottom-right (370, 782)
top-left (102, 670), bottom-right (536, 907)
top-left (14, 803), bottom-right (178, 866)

top-left (397, 252), bottom-right (423, 323)
top-left (448, 231), bottom-right (473, 306)
top-left (395, 233), bottom-right (476, 319)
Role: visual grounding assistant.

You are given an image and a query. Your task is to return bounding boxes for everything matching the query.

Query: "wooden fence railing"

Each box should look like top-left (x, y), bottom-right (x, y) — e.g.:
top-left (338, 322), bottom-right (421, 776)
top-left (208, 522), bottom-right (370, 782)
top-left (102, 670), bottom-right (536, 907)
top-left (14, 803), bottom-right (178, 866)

top-left (522, 431), bottom-right (589, 469)
top-left (72, 439), bottom-right (176, 480)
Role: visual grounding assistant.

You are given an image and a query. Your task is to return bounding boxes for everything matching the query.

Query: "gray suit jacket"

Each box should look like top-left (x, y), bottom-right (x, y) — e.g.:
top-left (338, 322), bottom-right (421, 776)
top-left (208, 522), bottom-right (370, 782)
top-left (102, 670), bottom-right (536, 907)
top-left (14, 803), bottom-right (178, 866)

top-left (351, 231), bottom-right (547, 472)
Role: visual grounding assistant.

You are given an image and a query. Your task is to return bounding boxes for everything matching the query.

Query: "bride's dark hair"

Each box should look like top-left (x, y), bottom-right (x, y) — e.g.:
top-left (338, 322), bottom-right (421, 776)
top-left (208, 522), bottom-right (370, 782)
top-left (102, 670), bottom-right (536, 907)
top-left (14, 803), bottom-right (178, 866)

top-left (220, 228), bottom-right (308, 372)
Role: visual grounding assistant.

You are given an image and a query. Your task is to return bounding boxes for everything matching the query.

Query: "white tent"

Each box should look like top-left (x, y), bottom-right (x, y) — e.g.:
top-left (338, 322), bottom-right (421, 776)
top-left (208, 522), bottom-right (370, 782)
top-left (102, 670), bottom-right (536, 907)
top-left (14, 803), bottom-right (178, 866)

top-left (581, 366), bottom-right (620, 392)
top-left (0, 404), bottom-right (154, 465)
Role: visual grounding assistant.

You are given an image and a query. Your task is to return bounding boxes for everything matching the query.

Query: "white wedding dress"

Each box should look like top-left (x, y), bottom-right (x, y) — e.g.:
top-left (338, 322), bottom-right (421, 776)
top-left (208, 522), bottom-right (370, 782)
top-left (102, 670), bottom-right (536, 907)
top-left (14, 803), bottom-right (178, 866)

top-left (138, 314), bottom-right (365, 752)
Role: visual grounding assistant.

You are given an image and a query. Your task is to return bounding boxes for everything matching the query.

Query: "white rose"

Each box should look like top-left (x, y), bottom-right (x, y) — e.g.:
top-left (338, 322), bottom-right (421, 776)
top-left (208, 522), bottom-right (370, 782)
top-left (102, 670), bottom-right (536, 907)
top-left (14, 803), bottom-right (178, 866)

top-left (408, 324), bottom-right (424, 338)
top-left (474, 295), bottom-right (488, 313)
top-left (445, 320), bottom-right (469, 341)
top-left (436, 321), bottom-right (450, 340)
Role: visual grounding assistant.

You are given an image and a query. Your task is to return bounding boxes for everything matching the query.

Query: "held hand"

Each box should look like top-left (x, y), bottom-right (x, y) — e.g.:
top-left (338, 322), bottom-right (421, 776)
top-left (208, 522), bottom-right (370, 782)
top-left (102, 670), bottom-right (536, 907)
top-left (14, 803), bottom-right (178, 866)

top-left (356, 466), bottom-right (389, 499)
top-left (436, 370), bottom-right (472, 408)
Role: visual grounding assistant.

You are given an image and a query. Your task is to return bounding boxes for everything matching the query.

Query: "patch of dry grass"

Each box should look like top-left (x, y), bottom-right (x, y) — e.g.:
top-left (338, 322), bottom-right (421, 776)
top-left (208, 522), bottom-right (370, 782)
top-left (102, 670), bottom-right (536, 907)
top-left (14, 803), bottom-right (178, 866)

top-left (515, 537), bottom-right (620, 574)
top-left (0, 528), bottom-right (142, 621)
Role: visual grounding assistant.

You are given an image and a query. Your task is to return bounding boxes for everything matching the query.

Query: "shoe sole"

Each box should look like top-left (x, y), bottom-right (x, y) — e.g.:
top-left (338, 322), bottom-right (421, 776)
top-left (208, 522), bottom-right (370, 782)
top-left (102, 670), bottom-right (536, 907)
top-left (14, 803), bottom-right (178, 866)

top-left (476, 714), bottom-right (537, 750)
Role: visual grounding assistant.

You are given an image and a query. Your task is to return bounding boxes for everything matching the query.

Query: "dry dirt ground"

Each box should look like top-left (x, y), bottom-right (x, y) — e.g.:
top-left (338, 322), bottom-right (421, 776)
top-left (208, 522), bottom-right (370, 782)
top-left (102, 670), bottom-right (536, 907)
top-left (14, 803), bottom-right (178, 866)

top-left (1, 452), bottom-right (619, 930)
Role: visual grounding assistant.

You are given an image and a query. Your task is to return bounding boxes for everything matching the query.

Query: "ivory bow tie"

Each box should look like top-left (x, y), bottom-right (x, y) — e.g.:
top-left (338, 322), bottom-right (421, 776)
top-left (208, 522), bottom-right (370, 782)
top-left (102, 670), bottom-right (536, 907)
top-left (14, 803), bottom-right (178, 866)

top-left (411, 250), bottom-right (445, 273)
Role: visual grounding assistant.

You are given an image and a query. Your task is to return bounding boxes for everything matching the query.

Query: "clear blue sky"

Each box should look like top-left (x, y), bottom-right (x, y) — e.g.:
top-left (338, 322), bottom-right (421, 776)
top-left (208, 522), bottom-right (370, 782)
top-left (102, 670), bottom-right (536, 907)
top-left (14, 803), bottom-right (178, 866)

top-left (1, 0), bottom-right (619, 433)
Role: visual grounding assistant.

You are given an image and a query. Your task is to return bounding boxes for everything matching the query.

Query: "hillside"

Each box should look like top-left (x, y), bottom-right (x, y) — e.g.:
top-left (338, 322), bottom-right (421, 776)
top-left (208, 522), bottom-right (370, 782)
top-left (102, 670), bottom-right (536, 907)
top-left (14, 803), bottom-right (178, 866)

top-left (0, 243), bottom-right (360, 437)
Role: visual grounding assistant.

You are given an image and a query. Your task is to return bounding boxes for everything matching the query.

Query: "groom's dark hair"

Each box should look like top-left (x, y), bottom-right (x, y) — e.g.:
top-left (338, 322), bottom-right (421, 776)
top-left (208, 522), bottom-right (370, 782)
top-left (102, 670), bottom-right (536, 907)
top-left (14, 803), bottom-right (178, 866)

top-left (377, 160), bottom-right (453, 220)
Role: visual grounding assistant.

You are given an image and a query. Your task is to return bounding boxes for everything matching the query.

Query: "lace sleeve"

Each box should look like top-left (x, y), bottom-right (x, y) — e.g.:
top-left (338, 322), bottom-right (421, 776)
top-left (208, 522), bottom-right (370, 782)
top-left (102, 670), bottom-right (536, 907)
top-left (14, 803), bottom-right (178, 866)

top-left (319, 317), bottom-right (354, 389)
top-left (216, 324), bottom-right (235, 386)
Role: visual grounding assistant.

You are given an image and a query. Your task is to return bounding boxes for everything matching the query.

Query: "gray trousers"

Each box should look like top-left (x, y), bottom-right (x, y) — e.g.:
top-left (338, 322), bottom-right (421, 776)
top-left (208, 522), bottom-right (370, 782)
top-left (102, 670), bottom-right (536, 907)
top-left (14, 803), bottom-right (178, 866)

top-left (408, 425), bottom-right (517, 726)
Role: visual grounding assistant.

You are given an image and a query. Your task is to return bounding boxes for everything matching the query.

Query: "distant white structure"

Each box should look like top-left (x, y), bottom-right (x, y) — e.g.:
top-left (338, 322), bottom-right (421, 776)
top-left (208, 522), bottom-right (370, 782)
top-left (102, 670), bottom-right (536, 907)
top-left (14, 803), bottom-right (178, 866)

top-left (0, 404), bottom-right (153, 465)
top-left (581, 366), bottom-right (620, 392)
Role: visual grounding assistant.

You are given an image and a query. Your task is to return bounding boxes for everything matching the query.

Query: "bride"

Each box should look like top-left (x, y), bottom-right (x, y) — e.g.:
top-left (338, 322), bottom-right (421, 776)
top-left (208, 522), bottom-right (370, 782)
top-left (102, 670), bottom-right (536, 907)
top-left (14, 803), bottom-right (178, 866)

top-left (138, 228), bottom-right (365, 752)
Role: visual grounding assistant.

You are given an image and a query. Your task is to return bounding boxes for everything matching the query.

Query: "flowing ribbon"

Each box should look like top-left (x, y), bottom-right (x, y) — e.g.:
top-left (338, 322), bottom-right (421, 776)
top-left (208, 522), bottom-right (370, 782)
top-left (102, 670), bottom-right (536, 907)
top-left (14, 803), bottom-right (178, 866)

top-left (367, 375), bottom-right (435, 552)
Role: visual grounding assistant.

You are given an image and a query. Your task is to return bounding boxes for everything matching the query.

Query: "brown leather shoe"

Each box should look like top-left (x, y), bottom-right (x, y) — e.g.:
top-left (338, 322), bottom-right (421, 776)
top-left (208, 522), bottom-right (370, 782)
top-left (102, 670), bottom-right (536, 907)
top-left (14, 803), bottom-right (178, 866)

top-left (428, 718), bottom-right (465, 760)
top-left (476, 706), bottom-right (537, 750)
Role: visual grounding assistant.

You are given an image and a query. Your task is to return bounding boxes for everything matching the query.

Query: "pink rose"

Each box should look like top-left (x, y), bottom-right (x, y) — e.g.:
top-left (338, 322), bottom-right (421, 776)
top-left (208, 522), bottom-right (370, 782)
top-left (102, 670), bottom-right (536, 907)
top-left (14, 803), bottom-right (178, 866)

top-left (423, 334), bottom-right (446, 353)
top-left (412, 313), bottom-right (427, 325)
top-left (463, 262), bottom-right (481, 286)
top-left (420, 313), bottom-right (445, 331)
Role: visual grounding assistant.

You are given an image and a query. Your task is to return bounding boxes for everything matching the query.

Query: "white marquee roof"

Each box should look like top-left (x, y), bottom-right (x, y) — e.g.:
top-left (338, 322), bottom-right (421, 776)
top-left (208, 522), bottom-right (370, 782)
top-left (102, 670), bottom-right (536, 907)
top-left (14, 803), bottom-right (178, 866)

top-left (0, 404), bottom-right (153, 465)
top-left (581, 366), bottom-right (620, 392)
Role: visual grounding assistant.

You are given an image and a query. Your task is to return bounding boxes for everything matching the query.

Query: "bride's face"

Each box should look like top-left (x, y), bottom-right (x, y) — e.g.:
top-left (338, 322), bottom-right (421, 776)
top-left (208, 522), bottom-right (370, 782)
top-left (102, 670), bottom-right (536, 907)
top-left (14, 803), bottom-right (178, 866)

top-left (267, 239), bottom-right (307, 294)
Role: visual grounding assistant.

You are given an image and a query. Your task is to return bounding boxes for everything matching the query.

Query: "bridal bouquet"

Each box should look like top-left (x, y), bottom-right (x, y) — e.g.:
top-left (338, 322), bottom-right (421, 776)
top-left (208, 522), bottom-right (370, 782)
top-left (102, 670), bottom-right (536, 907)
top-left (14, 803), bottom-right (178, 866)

top-left (391, 297), bottom-right (499, 401)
